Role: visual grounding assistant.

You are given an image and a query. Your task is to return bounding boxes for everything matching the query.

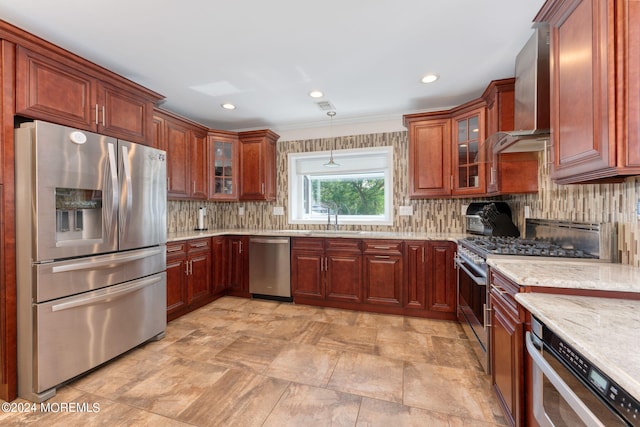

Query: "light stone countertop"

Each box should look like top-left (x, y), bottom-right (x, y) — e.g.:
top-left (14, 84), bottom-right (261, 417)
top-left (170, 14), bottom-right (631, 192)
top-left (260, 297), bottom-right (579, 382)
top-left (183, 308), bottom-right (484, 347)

top-left (516, 292), bottom-right (640, 401)
top-left (167, 228), bottom-right (468, 243)
top-left (487, 258), bottom-right (640, 294)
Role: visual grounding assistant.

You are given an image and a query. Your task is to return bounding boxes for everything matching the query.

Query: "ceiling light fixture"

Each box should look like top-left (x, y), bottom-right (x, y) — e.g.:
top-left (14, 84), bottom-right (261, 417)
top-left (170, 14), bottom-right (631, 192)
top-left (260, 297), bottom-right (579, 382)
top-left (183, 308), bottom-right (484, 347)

top-left (323, 111), bottom-right (339, 168)
top-left (309, 90), bottom-right (324, 98)
top-left (421, 73), bottom-right (439, 83)
top-left (221, 103), bottom-right (236, 110)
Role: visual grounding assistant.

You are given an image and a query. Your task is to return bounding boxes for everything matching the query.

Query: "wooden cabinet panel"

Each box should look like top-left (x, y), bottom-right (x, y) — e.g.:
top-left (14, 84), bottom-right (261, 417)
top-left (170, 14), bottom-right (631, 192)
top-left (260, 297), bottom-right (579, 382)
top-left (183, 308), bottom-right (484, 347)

top-left (325, 253), bottom-right (362, 303)
top-left (363, 255), bottom-right (402, 306)
top-left (452, 105), bottom-right (486, 195)
top-left (482, 78), bottom-right (538, 195)
top-left (227, 236), bottom-right (249, 297)
top-left (189, 250), bottom-right (212, 304)
top-left (208, 131), bottom-right (239, 200)
top-left (152, 115), bottom-right (165, 150)
top-left (549, 0), bottom-right (613, 181)
top-left (426, 241), bottom-right (456, 313)
top-left (166, 243), bottom-right (188, 316)
top-left (238, 129), bottom-right (279, 201)
top-left (404, 241), bottom-right (426, 310)
top-left (211, 236), bottom-right (227, 295)
top-left (16, 46), bottom-right (95, 130)
top-left (622, 0), bottom-right (640, 168)
top-left (490, 269), bottom-right (524, 427)
top-left (165, 117), bottom-right (191, 199)
top-left (538, 0), bottom-right (640, 182)
top-left (190, 129), bottom-right (208, 200)
top-left (15, 46), bottom-right (158, 145)
top-left (291, 250), bottom-right (325, 299)
top-left (405, 115), bottom-right (452, 197)
top-left (98, 81), bottom-right (151, 144)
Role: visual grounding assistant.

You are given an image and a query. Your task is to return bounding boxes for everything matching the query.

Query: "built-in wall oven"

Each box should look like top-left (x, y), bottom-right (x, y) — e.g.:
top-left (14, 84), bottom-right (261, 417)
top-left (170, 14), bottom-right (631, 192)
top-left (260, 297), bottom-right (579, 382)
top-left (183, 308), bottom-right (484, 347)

top-left (526, 317), bottom-right (640, 426)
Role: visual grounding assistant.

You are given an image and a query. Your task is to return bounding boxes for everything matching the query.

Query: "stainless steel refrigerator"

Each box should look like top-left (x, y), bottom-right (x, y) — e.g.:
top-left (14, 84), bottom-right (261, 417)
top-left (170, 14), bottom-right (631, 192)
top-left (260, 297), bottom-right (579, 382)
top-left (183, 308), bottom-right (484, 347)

top-left (15, 120), bottom-right (167, 402)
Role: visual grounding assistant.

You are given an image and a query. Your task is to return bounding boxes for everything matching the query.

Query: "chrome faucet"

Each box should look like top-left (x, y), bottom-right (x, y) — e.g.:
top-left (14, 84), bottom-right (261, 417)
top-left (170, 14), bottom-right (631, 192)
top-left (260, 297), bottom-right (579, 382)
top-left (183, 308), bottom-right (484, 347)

top-left (325, 202), bottom-right (339, 231)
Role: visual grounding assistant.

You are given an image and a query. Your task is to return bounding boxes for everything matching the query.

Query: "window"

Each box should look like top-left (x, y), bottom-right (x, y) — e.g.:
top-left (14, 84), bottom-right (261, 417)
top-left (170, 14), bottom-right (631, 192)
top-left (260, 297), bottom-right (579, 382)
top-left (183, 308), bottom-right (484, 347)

top-left (288, 146), bottom-right (393, 225)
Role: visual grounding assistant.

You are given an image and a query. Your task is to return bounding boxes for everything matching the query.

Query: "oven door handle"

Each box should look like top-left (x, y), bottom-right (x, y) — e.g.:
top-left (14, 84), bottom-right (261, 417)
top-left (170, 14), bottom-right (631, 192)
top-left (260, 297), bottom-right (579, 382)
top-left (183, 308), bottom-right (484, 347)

top-left (455, 257), bottom-right (486, 286)
top-left (525, 332), bottom-right (606, 427)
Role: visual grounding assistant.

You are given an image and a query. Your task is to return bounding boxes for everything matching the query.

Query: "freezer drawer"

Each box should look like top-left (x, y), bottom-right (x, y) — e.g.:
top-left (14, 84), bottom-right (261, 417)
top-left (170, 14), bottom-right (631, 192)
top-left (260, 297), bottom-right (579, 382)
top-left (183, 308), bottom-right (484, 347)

top-left (34, 246), bottom-right (166, 303)
top-left (33, 273), bottom-right (166, 393)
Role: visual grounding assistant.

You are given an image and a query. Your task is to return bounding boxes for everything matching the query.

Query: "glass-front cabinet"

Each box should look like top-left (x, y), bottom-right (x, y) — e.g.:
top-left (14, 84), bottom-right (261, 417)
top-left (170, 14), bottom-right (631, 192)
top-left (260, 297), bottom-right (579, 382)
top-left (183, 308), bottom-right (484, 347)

top-left (208, 131), bottom-right (239, 200)
top-left (452, 106), bottom-right (485, 195)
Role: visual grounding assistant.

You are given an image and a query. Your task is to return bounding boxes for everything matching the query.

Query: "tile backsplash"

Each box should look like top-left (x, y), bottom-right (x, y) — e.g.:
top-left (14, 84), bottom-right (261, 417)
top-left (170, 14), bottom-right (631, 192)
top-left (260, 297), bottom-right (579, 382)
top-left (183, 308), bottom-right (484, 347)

top-left (168, 130), bottom-right (640, 266)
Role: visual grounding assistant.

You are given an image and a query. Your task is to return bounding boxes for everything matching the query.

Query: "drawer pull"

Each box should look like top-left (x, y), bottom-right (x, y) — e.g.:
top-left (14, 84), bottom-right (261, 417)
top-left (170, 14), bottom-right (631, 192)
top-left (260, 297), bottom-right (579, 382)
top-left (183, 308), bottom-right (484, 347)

top-left (491, 284), bottom-right (507, 296)
top-left (167, 246), bottom-right (182, 253)
top-left (191, 242), bottom-right (208, 248)
top-left (374, 255), bottom-right (390, 259)
top-left (373, 246), bottom-right (391, 250)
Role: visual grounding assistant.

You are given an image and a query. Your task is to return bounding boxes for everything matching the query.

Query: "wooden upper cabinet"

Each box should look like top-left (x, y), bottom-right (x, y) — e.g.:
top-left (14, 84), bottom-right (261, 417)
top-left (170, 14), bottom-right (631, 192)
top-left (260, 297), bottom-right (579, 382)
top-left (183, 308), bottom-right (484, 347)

top-left (16, 46), bottom-right (95, 130)
top-left (208, 131), bottom-right (239, 201)
top-left (238, 129), bottom-right (279, 201)
top-left (536, 0), bottom-right (640, 182)
top-left (97, 81), bottom-right (153, 144)
top-left (482, 78), bottom-right (538, 195)
top-left (190, 129), bottom-right (208, 200)
top-left (164, 115), bottom-right (191, 199)
top-left (155, 109), bottom-right (208, 200)
top-left (15, 45), bottom-right (159, 145)
top-left (404, 113), bottom-right (452, 197)
top-left (451, 102), bottom-right (486, 196)
top-left (404, 101), bottom-right (486, 198)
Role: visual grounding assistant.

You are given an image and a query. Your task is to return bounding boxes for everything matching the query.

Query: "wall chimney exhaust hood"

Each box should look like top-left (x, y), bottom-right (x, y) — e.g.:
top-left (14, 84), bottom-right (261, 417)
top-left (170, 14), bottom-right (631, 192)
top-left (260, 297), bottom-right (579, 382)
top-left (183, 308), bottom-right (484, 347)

top-left (491, 24), bottom-right (550, 154)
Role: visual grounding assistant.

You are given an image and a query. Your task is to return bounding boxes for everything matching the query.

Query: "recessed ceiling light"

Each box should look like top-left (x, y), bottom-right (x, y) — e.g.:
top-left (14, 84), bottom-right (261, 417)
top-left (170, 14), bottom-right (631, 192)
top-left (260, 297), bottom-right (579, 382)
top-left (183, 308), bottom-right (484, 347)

top-left (309, 90), bottom-right (324, 98)
top-left (421, 73), bottom-right (439, 84)
top-left (221, 103), bottom-right (236, 110)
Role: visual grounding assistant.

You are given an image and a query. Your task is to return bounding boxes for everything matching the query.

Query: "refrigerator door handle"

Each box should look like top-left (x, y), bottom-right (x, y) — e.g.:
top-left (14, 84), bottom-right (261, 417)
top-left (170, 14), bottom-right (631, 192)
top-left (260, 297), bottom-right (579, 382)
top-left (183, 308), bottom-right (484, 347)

top-left (51, 248), bottom-right (163, 273)
top-left (51, 275), bottom-right (163, 312)
top-left (120, 144), bottom-right (133, 238)
top-left (106, 143), bottom-right (119, 243)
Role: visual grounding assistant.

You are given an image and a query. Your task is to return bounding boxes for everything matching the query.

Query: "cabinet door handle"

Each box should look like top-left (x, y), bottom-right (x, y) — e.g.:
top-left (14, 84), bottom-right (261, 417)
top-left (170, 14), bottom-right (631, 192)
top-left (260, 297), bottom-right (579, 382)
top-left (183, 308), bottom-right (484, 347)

top-left (422, 247), bottom-right (425, 264)
top-left (185, 260), bottom-right (190, 275)
top-left (373, 246), bottom-right (391, 250)
top-left (324, 257), bottom-right (328, 272)
top-left (374, 255), bottom-right (390, 259)
top-left (320, 257), bottom-right (324, 272)
top-left (95, 104), bottom-right (99, 125)
top-left (239, 241), bottom-right (243, 253)
top-left (102, 105), bottom-right (106, 127)
top-left (261, 183), bottom-right (265, 194)
top-left (167, 177), bottom-right (171, 189)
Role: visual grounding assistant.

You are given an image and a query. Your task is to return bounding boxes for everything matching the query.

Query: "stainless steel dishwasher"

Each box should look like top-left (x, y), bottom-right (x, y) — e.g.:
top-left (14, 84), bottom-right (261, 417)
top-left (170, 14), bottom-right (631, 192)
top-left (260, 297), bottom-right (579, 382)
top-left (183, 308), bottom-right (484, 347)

top-left (249, 236), bottom-right (292, 301)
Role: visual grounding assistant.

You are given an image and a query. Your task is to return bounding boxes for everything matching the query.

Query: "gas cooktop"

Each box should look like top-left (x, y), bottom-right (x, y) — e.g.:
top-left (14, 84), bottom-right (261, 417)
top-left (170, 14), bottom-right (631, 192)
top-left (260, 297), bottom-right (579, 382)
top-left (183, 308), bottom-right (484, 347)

top-left (460, 236), bottom-right (598, 259)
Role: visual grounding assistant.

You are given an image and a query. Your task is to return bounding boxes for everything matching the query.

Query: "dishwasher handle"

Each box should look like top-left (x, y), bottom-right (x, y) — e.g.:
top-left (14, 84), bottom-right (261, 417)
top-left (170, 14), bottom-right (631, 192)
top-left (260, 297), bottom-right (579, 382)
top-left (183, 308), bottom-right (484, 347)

top-left (250, 237), bottom-right (290, 244)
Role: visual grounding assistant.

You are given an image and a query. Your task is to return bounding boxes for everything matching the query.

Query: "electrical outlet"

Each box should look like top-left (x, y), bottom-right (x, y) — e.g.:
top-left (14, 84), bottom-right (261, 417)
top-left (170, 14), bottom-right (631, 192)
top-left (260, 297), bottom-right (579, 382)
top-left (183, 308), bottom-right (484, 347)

top-left (238, 207), bottom-right (245, 216)
top-left (399, 205), bottom-right (413, 216)
top-left (272, 206), bottom-right (284, 216)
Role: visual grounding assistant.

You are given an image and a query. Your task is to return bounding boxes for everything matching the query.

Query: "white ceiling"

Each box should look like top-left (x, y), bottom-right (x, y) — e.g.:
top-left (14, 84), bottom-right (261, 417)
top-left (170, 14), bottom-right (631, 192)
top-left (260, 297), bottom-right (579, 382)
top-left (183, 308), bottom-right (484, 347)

top-left (0, 0), bottom-right (546, 139)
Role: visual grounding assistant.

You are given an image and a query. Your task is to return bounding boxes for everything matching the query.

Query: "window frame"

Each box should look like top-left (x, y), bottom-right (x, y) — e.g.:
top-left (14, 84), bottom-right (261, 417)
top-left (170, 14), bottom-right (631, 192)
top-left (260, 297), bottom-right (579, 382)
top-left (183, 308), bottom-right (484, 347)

top-left (287, 146), bottom-right (394, 226)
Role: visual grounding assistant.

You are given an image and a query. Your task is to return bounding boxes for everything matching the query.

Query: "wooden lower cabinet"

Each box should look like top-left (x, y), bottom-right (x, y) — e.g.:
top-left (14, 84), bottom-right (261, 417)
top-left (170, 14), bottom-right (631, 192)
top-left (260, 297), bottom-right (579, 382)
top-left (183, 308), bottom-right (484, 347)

top-left (291, 238), bottom-right (362, 304)
top-left (211, 236), bottom-right (227, 295)
top-left (490, 269), bottom-right (525, 427)
top-left (426, 241), bottom-right (456, 313)
top-left (363, 240), bottom-right (403, 307)
top-left (227, 235), bottom-right (249, 297)
top-left (165, 238), bottom-right (216, 321)
top-left (292, 237), bottom-right (455, 319)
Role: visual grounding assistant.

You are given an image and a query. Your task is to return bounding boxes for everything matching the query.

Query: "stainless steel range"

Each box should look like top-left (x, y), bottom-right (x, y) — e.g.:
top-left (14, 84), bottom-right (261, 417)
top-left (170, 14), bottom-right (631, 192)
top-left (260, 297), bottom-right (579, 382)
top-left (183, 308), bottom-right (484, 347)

top-left (456, 213), bottom-right (616, 373)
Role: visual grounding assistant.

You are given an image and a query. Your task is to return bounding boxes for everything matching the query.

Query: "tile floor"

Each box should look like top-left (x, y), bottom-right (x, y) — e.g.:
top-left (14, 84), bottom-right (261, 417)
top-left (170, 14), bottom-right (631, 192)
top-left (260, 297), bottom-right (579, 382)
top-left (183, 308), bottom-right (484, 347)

top-left (1, 297), bottom-right (507, 426)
